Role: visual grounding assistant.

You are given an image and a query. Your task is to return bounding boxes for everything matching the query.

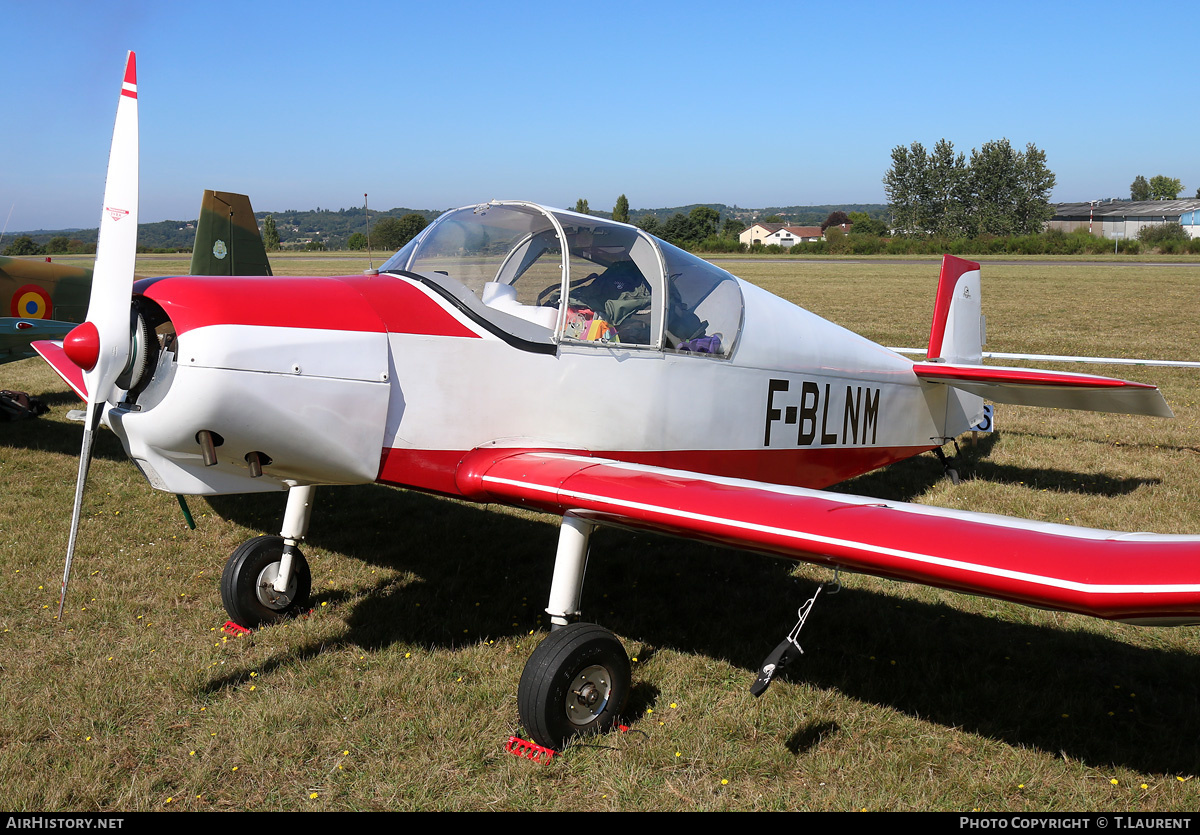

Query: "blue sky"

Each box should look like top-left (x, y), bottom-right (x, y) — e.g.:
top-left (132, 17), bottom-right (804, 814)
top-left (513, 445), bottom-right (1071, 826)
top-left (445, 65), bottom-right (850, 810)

top-left (4, 0), bottom-right (1198, 231)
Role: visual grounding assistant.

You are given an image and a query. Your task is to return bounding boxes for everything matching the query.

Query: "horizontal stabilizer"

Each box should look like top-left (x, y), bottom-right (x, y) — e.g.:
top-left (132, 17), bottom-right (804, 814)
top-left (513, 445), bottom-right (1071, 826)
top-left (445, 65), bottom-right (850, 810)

top-left (912, 361), bottom-right (1172, 418)
top-left (890, 346), bottom-right (1200, 369)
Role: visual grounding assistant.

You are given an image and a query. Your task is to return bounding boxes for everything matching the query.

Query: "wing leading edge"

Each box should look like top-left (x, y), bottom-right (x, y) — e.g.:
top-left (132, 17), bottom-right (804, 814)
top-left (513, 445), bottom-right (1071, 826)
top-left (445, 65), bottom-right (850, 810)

top-left (456, 449), bottom-right (1200, 625)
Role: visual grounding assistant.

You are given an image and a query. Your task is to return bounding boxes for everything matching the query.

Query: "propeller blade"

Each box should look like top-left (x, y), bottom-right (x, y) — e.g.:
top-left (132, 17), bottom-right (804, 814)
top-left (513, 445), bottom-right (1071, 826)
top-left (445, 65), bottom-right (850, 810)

top-left (57, 51), bottom-right (139, 619)
top-left (85, 50), bottom-right (139, 402)
top-left (57, 409), bottom-right (101, 619)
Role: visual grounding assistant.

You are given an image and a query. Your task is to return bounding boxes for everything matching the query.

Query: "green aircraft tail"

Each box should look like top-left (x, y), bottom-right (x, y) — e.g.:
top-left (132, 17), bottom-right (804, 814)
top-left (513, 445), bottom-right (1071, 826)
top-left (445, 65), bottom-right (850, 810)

top-left (189, 190), bottom-right (272, 276)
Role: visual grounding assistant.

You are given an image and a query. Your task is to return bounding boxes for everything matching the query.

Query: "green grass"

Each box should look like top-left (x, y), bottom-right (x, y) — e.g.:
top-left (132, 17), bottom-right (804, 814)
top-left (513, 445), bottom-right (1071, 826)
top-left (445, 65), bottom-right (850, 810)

top-left (2, 256), bottom-right (1200, 810)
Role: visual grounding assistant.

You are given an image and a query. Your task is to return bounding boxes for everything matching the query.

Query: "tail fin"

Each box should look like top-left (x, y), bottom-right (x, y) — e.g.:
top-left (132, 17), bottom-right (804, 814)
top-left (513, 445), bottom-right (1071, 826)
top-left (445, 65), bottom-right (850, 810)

top-left (924, 255), bottom-right (985, 435)
top-left (189, 190), bottom-right (272, 276)
top-left (927, 254), bottom-right (982, 364)
top-left (915, 254), bottom-right (1172, 422)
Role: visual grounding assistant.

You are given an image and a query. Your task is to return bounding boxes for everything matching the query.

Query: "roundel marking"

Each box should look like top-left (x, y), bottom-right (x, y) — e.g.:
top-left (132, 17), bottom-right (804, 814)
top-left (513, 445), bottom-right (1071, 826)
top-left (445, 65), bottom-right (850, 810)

top-left (11, 284), bottom-right (53, 319)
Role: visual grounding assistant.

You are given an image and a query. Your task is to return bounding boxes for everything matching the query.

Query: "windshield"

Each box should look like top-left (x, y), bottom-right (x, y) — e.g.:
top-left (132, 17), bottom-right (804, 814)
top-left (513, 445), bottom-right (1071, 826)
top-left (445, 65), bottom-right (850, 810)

top-left (380, 201), bottom-right (742, 356)
top-left (382, 204), bottom-right (560, 302)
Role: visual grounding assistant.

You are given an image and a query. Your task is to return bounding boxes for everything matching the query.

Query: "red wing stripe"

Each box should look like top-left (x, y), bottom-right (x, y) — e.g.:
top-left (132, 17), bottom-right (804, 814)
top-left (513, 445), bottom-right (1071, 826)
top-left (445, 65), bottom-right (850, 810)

top-left (913, 362), bottom-right (1156, 389)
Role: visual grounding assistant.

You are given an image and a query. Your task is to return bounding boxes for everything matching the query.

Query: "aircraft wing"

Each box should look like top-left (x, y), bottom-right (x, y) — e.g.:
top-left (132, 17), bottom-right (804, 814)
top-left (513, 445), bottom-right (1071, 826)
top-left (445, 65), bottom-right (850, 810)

top-left (912, 361), bottom-right (1173, 418)
top-left (1, 318), bottom-right (75, 363)
top-left (456, 449), bottom-right (1200, 625)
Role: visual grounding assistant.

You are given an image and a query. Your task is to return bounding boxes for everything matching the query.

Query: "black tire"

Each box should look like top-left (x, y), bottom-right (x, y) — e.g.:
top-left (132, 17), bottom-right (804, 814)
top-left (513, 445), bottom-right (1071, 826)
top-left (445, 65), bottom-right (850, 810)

top-left (219, 535), bottom-right (311, 628)
top-left (518, 623), bottom-right (630, 750)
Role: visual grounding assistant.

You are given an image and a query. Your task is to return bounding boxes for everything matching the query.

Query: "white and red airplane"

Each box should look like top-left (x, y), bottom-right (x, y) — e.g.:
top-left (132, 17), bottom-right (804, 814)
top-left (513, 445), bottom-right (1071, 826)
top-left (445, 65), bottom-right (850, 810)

top-left (35, 52), bottom-right (1200, 750)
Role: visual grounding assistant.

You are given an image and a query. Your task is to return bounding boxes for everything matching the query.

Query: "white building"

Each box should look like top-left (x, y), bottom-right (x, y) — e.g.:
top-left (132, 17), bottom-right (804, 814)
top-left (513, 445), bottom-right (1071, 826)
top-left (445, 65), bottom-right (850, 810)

top-left (739, 223), bottom-right (825, 247)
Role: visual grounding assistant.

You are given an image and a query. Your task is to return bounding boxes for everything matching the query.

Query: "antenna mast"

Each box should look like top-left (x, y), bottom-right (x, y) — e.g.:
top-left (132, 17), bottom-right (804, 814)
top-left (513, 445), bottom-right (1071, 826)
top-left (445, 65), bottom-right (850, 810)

top-left (364, 193), bottom-right (374, 271)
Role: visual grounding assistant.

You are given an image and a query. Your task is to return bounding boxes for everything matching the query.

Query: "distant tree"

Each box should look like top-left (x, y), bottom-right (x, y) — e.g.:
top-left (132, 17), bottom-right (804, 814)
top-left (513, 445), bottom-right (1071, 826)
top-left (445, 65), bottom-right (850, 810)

top-left (847, 211), bottom-right (889, 236)
top-left (927, 138), bottom-right (970, 237)
top-left (1130, 175), bottom-right (1151, 201)
top-left (372, 213), bottom-right (428, 250)
top-left (372, 217), bottom-right (403, 249)
top-left (1010, 142), bottom-right (1057, 236)
top-left (660, 212), bottom-right (693, 244)
top-left (883, 142), bottom-right (927, 234)
top-left (395, 213), bottom-right (428, 247)
top-left (262, 215), bottom-right (280, 250)
top-left (347, 232), bottom-right (368, 250)
top-left (760, 214), bottom-right (783, 223)
top-left (43, 236), bottom-right (72, 253)
top-left (967, 139), bottom-right (1024, 236)
top-left (688, 206), bottom-right (720, 240)
top-left (612, 194), bottom-right (629, 224)
top-left (1149, 175), bottom-right (1183, 200)
top-left (824, 225), bottom-right (850, 253)
top-left (574, 198), bottom-right (590, 215)
top-left (304, 239), bottom-right (327, 251)
top-left (635, 214), bottom-right (660, 235)
top-left (821, 211), bottom-right (851, 231)
top-left (722, 217), bottom-right (746, 238)
top-left (2, 236), bottom-right (42, 256)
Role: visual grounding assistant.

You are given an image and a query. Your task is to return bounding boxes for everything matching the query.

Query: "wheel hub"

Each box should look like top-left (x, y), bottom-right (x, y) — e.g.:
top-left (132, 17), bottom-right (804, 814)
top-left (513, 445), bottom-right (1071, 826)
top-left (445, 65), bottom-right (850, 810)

top-left (566, 664), bottom-right (612, 726)
top-left (255, 562), bottom-right (296, 609)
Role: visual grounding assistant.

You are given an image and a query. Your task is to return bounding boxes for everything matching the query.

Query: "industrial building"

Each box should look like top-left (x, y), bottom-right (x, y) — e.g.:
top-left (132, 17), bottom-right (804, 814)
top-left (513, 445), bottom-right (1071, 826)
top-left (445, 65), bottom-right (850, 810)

top-left (1049, 199), bottom-right (1200, 239)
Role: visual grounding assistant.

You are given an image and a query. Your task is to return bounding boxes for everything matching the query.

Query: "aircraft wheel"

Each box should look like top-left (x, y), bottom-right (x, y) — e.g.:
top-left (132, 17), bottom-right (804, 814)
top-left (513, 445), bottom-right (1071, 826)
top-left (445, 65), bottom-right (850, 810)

top-left (220, 535), bottom-right (311, 628)
top-left (518, 623), bottom-right (630, 750)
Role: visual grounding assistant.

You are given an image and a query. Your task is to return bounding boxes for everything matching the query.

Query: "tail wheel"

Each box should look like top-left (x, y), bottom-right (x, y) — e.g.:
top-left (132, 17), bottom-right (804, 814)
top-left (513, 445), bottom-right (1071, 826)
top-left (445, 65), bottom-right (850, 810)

top-left (220, 535), bottom-right (311, 628)
top-left (518, 623), bottom-right (630, 750)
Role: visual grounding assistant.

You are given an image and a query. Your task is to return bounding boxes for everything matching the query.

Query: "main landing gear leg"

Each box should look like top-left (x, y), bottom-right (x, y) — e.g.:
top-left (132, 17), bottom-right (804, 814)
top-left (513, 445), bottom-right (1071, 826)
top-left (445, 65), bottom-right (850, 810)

top-left (517, 513), bottom-right (631, 750)
top-left (219, 484), bottom-right (315, 628)
top-left (274, 484), bottom-right (316, 595)
top-left (545, 513), bottom-right (594, 630)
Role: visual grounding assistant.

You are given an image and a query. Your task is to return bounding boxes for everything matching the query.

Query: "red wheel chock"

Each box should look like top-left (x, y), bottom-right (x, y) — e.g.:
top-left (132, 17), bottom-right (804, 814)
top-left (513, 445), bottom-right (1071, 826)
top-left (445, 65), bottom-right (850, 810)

top-left (506, 736), bottom-right (557, 763)
top-left (222, 620), bottom-right (252, 636)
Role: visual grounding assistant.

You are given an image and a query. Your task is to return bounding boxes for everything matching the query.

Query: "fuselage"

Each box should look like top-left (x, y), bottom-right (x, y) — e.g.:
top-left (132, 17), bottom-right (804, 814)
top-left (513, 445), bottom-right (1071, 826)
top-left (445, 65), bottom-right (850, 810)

top-left (112, 267), bottom-right (945, 498)
top-left (98, 202), bottom-right (957, 499)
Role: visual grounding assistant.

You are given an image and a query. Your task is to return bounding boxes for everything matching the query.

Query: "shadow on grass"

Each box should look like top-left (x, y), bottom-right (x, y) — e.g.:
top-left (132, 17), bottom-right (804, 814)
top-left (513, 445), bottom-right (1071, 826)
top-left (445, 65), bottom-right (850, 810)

top-left (786, 721), bottom-right (841, 755)
top-left (201, 450), bottom-right (1200, 776)
top-left (828, 434), bottom-right (999, 502)
top-left (0, 410), bottom-right (128, 462)
top-left (969, 461), bottom-right (1157, 495)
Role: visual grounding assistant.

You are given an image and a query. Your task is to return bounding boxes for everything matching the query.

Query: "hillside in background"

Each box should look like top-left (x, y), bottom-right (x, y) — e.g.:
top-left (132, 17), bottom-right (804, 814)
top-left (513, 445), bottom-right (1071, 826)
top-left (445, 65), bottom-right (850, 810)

top-left (7, 202), bottom-right (890, 251)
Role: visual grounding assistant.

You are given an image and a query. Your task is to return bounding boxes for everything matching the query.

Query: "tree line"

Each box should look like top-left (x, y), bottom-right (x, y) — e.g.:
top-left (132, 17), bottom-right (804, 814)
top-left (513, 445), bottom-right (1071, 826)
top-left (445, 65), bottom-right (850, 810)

top-left (883, 138), bottom-right (1056, 237)
top-left (2, 235), bottom-right (95, 257)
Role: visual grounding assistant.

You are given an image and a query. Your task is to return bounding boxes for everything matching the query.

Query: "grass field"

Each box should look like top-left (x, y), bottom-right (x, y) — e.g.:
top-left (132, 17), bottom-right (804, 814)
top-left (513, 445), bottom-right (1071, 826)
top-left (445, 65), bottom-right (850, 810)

top-left (2, 254), bottom-right (1200, 811)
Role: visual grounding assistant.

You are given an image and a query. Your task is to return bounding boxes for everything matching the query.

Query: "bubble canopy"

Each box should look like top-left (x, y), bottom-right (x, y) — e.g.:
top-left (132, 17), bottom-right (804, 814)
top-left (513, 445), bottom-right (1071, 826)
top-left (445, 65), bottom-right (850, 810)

top-left (380, 201), bottom-right (743, 357)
